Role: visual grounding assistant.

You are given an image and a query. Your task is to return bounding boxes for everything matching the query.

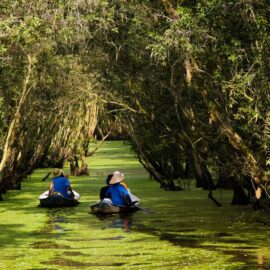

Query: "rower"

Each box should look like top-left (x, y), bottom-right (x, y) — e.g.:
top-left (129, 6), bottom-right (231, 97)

top-left (105, 171), bottom-right (132, 207)
top-left (49, 168), bottom-right (74, 199)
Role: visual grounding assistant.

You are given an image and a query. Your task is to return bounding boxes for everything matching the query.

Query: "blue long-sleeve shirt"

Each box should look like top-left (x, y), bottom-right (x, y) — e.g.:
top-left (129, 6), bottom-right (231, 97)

top-left (52, 176), bottom-right (70, 198)
top-left (105, 183), bottom-right (131, 207)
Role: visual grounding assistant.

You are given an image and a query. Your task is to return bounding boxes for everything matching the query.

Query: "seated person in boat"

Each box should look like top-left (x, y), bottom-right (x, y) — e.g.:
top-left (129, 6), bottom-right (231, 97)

top-left (100, 173), bottom-right (130, 200)
top-left (49, 168), bottom-right (74, 199)
top-left (105, 171), bottom-right (132, 207)
top-left (100, 174), bottom-right (113, 200)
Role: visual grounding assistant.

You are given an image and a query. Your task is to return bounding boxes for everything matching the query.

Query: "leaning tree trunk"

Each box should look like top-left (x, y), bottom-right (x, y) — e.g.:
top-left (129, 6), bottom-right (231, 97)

top-left (191, 149), bottom-right (215, 190)
top-left (83, 98), bottom-right (98, 156)
top-left (209, 105), bottom-right (266, 186)
top-left (190, 148), bottom-right (221, 206)
top-left (0, 54), bottom-right (35, 194)
top-left (129, 131), bottom-right (165, 186)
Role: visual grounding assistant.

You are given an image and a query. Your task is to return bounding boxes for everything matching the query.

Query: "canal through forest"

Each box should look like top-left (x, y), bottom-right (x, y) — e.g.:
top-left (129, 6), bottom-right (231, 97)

top-left (0, 141), bottom-right (270, 269)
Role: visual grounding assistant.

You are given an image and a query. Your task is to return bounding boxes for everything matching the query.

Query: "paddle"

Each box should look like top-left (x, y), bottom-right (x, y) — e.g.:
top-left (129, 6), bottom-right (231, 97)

top-left (41, 172), bottom-right (51, 181)
top-left (112, 201), bottom-right (154, 214)
top-left (133, 204), bottom-right (153, 214)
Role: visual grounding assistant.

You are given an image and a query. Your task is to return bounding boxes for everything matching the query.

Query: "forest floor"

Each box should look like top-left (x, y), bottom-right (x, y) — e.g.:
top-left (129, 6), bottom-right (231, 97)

top-left (0, 141), bottom-right (270, 270)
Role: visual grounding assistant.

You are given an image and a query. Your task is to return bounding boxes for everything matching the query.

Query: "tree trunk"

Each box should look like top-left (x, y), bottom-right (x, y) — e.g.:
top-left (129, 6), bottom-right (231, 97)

top-left (191, 149), bottom-right (215, 189)
top-left (0, 54), bottom-right (35, 194)
top-left (88, 129), bottom-right (111, 157)
top-left (79, 155), bottom-right (89, 176)
top-left (231, 177), bottom-right (250, 205)
top-left (184, 151), bottom-right (193, 179)
top-left (83, 99), bottom-right (98, 156)
top-left (73, 155), bottom-right (80, 176)
top-left (215, 164), bottom-right (232, 189)
top-left (161, 0), bottom-right (180, 20)
top-left (210, 105), bottom-right (265, 186)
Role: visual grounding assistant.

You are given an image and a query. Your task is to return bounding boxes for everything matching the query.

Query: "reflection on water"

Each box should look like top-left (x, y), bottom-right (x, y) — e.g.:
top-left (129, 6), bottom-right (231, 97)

top-left (40, 208), bottom-right (75, 234)
top-left (256, 251), bottom-right (270, 269)
top-left (94, 213), bottom-right (133, 232)
top-left (32, 241), bottom-right (70, 249)
top-left (34, 208), bottom-right (75, 250)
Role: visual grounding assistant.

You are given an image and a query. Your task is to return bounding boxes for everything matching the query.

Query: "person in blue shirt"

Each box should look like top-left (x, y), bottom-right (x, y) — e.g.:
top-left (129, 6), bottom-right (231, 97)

top-left (49, 168), bottom-right (74, 199)
top-left (100, 174), bottom-right (113, 200)
top-left (105, 171), bottom-right (132, 207)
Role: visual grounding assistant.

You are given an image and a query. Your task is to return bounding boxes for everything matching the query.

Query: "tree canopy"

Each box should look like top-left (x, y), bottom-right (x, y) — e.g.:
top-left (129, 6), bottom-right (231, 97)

top-left (0, 0), bottom-right (269, 205)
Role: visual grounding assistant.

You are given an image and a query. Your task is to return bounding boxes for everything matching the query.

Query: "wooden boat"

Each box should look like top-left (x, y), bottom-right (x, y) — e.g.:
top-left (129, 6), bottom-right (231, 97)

top-left (90, 198), bottom-right (140, 214)
top-left (38, 190), bottom-right (80, 208)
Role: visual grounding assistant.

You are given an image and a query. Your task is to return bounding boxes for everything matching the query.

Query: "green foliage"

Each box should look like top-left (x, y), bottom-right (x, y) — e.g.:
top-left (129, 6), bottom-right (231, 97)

top-left (93, 0), bottom-right (270, 190)
top-left (0, 0), bottom-right (269, 194)
top-left (0, 0), bottom-right (105, 189)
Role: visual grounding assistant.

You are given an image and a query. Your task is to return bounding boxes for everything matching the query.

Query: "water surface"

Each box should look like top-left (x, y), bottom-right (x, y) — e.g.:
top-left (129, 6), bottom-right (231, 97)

top-left (0, 141), bottom-right (270, 269)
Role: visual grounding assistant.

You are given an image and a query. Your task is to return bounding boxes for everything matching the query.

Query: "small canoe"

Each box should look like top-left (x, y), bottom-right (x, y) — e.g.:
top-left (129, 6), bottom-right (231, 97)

top-left (38, 190), bottom-right (80, 208)
top-left (90, 198), bottom-right (140, 214)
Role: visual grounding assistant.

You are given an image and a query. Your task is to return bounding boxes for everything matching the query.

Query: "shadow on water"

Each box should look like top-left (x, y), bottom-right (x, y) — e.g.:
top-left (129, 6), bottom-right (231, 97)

top-left (131, 221), bottom-right (270, 269)
top-left (6, 196), bottom-right (268, 269)
top-left (34, 206), bottom-right (270, 269)
top-left (42, 258), bottom-right (125, 267)
top-left (31, 202), bottom-right (270, 270)
top-left (0, 224), bottom-right (26, 248)
top-left (86, 206), bottom-right (270, 269)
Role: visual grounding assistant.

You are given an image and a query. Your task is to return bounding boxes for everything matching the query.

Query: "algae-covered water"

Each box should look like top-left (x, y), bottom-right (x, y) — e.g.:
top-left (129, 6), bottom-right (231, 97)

top-left (1, 141), bottom-right (270, 270)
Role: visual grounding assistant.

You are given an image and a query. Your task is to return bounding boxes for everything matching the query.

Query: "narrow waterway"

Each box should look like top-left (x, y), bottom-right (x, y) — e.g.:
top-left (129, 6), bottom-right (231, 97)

top-left (0, 141), bottom-right (270, 269)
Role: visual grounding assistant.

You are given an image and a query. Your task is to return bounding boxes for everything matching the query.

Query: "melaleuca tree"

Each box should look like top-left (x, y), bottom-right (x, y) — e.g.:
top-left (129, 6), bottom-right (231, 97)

top-left (133, 0), bottom-right (270, 201)
top-left (0, 0), bottom-right (100, 195)
top-left (88, 0), bottom-right (270, 204)
top-left (88, 1), bottom-right (217, 191)
top-left (0, 0), bottom-right (269, 207)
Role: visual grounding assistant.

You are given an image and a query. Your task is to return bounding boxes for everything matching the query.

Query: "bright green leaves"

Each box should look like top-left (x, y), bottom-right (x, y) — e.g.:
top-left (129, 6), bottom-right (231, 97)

top-left (0, 0), bottom-right (269, 193)
top-left (10, 16), bottom-right (44, 45)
